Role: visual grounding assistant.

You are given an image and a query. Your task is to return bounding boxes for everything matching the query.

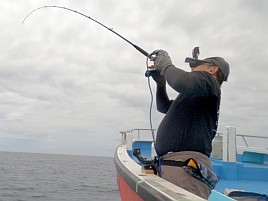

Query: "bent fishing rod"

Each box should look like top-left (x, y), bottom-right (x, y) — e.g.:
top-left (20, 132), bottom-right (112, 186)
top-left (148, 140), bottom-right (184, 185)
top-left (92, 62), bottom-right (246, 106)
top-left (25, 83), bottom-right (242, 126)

top-left (22, 5), bottom-right (160, 170)
top-left (22, 5), bottom-right (151, 59)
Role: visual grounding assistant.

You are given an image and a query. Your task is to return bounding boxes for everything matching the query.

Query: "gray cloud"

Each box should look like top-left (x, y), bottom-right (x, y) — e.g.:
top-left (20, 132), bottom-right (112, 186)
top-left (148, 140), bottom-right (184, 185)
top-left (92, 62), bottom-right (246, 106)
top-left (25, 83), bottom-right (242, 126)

top-left (0, 0), bottom-right (267, 156)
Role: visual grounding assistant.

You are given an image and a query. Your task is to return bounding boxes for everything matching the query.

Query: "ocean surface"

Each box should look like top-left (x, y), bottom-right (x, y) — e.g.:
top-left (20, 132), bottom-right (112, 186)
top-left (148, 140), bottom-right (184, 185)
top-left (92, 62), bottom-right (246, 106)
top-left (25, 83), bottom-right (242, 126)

top-left (0, 151), bottom-right (120, 201)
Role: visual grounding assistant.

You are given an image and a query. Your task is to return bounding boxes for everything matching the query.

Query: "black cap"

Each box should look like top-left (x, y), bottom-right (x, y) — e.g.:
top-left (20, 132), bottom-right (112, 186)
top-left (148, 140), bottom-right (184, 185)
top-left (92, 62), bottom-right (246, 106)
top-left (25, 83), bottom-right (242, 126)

top-left (185, 57), bottom-right (230, 81)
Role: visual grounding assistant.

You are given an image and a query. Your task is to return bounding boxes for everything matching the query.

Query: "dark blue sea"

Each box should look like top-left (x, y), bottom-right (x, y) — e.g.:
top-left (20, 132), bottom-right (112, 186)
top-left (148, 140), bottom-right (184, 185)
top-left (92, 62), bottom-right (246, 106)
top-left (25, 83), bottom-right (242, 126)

top-left (0, 151), bottom-right (120, 201)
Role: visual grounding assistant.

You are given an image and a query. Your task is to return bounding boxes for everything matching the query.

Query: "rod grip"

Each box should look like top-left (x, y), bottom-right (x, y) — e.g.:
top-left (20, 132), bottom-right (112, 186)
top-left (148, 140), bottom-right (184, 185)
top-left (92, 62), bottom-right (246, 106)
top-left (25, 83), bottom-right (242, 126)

top-left (133, 44), bottom-right (150, 58)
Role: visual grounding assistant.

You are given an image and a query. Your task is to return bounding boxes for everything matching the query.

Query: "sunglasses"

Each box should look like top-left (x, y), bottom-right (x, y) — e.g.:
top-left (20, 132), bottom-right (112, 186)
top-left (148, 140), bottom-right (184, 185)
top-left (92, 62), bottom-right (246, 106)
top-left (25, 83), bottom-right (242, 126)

top-left (185, 57), bottom-right (215, 68)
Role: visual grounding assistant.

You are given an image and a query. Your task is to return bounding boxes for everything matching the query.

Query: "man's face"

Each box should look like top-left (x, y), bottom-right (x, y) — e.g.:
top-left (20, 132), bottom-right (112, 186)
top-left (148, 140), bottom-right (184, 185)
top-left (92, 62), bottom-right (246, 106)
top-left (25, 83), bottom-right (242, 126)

top-left (191, 63), bottom-right (219, 76)
top-left (191, 63), bottom-right (213, 72)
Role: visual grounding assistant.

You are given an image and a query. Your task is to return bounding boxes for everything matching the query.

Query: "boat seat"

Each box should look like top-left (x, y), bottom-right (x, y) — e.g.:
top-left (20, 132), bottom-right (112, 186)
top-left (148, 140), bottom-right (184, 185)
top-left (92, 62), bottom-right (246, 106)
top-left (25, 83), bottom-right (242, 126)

top-left (242, 151), bottom-right (266, 164)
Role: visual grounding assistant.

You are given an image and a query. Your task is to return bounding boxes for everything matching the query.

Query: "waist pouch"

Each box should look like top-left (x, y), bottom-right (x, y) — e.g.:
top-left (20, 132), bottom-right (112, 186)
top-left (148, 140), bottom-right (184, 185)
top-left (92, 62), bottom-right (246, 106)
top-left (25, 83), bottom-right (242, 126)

top-left (162, 158), bottom-right (219, 189)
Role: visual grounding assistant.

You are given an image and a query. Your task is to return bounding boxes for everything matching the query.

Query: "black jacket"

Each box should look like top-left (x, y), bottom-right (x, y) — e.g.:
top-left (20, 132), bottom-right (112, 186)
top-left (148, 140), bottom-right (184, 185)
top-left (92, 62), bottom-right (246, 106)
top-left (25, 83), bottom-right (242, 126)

top-left (155, 65), bottom-right (221, 157)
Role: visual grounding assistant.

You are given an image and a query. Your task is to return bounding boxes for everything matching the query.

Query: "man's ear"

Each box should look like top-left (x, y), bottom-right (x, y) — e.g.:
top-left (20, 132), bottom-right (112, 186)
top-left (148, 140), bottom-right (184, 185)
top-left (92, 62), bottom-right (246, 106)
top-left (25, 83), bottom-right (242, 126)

top-left (210, 66), bottom-right (219, 75)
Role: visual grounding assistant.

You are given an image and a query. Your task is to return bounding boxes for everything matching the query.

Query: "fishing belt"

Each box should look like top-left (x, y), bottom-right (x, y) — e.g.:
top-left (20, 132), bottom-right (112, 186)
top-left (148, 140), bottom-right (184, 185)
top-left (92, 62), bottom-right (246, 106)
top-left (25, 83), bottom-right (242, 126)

top-left (161, 158), bottom-right (219, 189)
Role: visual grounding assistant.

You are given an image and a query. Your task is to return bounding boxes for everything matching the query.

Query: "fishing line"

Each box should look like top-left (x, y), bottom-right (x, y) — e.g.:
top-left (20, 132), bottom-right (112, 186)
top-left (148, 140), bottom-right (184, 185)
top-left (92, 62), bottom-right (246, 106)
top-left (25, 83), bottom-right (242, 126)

top-left (146, 57), bottom-right (162, 177)
top-left (22, 5), bottom-right (150, 58)
top-left (146, 57), bottom-right (155, 141)
top-left (22, 5), bottom-right (160, 172)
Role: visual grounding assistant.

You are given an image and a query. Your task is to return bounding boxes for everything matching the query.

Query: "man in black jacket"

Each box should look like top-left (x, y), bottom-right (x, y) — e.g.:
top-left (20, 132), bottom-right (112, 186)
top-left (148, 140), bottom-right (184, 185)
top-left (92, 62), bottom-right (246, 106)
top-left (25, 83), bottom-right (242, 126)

top-left (150, 50), bottom-right (230, 199)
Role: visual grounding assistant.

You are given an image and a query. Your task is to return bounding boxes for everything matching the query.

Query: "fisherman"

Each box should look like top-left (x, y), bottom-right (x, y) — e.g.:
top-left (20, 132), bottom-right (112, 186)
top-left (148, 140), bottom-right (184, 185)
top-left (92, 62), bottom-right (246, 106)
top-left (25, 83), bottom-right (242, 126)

top-left (150, 49), bottom-right (230, 199)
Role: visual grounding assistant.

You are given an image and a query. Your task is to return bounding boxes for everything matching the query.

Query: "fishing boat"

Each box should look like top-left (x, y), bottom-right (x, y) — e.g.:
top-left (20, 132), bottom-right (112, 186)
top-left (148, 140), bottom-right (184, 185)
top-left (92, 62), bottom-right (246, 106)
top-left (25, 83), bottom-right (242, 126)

top-left (114, 127), bottom-right (268, 201)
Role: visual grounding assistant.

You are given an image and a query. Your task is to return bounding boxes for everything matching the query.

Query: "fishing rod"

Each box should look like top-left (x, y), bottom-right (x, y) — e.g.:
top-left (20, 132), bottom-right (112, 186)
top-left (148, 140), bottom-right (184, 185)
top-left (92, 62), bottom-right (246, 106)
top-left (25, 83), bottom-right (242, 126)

top-left (22, 5), bottom-right (151, 58)
top-left (22, 5), bottom-right (160, 172)
top-left (22, 5), bottom-right (157, 128)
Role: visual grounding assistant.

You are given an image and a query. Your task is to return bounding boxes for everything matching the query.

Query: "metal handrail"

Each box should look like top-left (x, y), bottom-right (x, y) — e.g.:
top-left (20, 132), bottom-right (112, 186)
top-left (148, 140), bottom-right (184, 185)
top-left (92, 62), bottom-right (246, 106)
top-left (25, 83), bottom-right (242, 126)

top-left (120, 129), bottom-right (156, 145)
top-left (120, 128), bottom-right (156, 139)
top-left (121, 128), bottom-right (268, 148)
top-left (236, 134), bottom-right (268, 148)
top-left (236, 134), bottom-right (268, 139)
top-left (215, 132), bottom-right (268, 148)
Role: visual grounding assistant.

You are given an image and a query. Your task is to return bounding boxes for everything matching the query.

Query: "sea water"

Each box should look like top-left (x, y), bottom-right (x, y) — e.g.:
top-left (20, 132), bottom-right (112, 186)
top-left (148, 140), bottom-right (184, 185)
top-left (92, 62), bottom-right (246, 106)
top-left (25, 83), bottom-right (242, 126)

top-left (0, 151), bottom-right (120, 201)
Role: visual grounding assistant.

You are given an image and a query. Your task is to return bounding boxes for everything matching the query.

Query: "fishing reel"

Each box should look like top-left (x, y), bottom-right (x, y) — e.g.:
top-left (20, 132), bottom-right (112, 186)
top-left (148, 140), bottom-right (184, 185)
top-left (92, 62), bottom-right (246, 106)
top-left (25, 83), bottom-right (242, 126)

top-left (145, 47), bottom-right (201, 77)
top-left (144, 51), bottom-right (158, 77)
top-left (145, 68), bottom-right (158, 77)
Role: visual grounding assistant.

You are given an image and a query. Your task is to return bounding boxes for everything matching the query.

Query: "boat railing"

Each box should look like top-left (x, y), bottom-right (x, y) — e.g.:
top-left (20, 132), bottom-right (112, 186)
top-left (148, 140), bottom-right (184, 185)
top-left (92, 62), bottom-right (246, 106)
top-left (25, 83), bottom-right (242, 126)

top-left (120, 128), bottom-right (156, 142)
top-left (213, 127), bottom-right (268, 162)
top-left (215, 132), bottom-right (268, 148)
top-left (120, 129), bottom-right (156, 151)
top-left (236, 133), bottom-right (268, 147)
top-left (120, 127), bottom-right (268, 162)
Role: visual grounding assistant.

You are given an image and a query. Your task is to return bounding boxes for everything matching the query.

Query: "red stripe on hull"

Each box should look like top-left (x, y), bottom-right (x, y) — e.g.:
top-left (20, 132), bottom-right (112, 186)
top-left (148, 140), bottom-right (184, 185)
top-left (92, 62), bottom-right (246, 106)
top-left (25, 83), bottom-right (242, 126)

top-left (117, 172), bottom-right (144, 201)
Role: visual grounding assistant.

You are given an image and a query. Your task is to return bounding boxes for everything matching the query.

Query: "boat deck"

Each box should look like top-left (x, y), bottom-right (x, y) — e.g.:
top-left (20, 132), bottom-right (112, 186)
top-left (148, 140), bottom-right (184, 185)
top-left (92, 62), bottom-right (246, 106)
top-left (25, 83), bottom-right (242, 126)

top-left (129, 140), bottom-right (268, 195)
top-left (211, 157), bottom-right (268, 194)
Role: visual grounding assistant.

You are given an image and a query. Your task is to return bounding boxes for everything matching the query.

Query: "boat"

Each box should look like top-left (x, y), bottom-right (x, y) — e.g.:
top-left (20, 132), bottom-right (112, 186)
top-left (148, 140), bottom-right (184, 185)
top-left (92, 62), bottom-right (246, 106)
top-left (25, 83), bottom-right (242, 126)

top-left (114, 127), bottom-right (268, 201)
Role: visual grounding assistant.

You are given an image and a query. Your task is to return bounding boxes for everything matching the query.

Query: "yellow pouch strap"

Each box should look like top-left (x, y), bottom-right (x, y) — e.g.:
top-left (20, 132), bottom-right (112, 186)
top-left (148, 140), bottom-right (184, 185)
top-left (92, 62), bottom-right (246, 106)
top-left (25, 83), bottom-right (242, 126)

top-left (187, 158), bottom-right (198, 170)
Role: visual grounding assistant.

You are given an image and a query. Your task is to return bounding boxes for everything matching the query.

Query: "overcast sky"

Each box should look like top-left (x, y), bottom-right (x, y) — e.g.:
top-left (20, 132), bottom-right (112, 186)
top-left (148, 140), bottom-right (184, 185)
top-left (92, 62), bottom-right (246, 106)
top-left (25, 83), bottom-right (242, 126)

top-left (1, 0), bottom-right (267, 156)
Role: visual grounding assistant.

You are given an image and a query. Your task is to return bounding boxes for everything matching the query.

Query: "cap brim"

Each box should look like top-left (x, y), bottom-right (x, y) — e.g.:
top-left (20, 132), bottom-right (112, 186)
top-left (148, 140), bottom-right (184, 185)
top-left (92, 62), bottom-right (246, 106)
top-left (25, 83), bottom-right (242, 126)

top-left (185, 57), bottom-right (208, 67)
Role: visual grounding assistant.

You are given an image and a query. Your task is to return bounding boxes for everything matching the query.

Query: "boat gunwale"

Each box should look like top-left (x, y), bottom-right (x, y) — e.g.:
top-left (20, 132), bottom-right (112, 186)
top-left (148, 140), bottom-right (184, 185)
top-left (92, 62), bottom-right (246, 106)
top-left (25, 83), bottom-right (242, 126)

top-left (114, 144), bottom-right (207, 201)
